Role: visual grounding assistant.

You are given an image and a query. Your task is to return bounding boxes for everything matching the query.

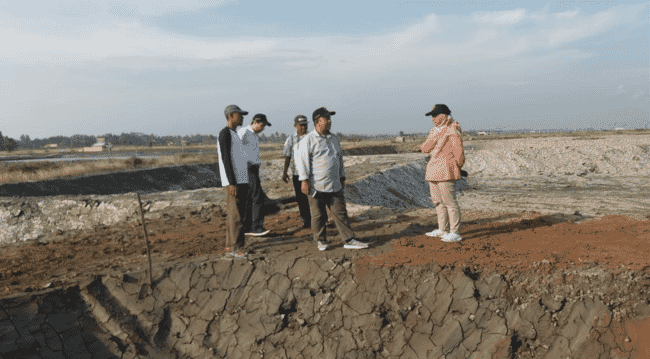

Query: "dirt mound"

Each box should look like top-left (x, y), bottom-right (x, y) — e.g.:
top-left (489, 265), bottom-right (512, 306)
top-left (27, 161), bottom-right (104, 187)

top-left (466, 135), bottom-right (650, 178)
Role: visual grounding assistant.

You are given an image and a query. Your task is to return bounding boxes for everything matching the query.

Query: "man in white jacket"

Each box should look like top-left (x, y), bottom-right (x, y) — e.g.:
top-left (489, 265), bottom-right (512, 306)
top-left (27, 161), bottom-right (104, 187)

top-left (238, 113), bottom-right (272, 237)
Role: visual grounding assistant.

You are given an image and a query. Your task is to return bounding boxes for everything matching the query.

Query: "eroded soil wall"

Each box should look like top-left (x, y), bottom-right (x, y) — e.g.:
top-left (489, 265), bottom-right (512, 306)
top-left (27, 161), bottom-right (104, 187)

top-left (1, 258), bottom-right (648, 359)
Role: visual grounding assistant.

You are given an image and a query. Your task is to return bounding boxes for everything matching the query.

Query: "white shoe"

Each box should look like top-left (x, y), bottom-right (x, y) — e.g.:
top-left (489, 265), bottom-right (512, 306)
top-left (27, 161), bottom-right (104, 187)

top-left (343, 238), bottom-right (369, 249)
top-left (245, 229), bottom-right (271, 237)
top-left (425, 229), bottom-right (448, 238)
top-left (317, 241), bottom-right (330, 251)
top-left (441, 233), bottom-right (462, 242)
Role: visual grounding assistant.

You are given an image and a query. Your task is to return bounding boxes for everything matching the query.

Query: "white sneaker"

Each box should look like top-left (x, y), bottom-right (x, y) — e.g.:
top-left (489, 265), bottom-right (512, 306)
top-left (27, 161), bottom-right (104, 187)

top-left (343, 238), bottom-right (369, 249)
top-left (245, 229), bottom-right (271, 237)
top-left (425, 229), bottom-right (448, 238)
top-left (441, 233), bottom-right (462, 242)
top-left (317, 241), bottom-right (330, 251)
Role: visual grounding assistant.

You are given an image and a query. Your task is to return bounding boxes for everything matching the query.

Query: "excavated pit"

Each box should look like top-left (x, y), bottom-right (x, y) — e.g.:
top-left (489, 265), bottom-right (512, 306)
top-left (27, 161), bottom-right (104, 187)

top-left (2, 136), bottom-right (650, 358)
top-left (1, 256), bottom-right (649, 359)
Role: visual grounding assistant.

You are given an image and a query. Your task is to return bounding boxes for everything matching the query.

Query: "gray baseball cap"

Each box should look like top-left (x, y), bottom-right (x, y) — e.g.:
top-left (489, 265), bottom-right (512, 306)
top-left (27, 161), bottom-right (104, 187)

top-left (224, 104), bottom-right (248, 117)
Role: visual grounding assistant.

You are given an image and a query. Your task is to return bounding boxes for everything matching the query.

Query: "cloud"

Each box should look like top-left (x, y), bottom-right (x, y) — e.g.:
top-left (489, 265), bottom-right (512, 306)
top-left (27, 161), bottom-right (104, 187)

top-left (554, 10), bottom-right (580, 20)
top-left (0, 12), bottom-right (278, 65)
top-left (472, 9), bottom-right (527, 25)
top-left (0, 2), bottom-right (645, 77)
top-left (548, 10), bottom-right (617, 46)
top-left (45, 0), bottom-right (236, 17)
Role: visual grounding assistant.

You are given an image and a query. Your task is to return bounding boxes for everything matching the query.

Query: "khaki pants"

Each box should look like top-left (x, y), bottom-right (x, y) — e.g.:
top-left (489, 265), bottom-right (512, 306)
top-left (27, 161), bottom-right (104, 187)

top-left (307, 190), bottom-right (355, 243)
top-left (225, 184), bottom-right (249, 250)
top-left (429, 181), bottom-right (460, 234)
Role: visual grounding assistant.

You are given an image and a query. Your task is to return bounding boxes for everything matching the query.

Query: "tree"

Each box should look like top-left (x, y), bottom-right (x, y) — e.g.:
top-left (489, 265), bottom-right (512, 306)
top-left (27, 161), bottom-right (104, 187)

top-left (3, 137), bottom-right (17, 152)
top-left (0, 131), bottom-right (4, 151)
top-left (399, 131), bottom-right (404, 137)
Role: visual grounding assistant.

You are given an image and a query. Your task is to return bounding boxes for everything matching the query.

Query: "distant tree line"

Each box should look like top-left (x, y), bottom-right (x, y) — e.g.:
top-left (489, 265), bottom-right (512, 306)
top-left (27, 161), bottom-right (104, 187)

top-left (6, 131), bottom-right (298, 150)
top-left (0, 131), bottom-right (18, 152)
top-left (1, 130), bottom-right (383, 152)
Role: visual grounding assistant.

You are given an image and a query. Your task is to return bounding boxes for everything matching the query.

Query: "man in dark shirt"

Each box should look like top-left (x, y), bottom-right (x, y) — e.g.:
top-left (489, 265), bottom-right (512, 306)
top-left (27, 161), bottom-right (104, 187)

top-left (217, 104), bottom-right (250, 258)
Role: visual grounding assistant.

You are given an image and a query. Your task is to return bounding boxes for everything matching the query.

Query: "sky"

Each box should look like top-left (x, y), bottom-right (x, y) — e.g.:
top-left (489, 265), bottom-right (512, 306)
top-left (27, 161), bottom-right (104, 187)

top-left (0, 0), bottom-right (648, 139)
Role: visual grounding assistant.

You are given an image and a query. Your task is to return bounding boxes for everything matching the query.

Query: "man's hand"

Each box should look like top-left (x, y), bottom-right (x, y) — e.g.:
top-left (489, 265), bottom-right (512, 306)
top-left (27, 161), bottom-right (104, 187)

top-left (228, 185), bottom-right (238, 198)
top-left (282, 172), bottom-right (290, 183)
top-left (301, 181), bottom-right (310, 196)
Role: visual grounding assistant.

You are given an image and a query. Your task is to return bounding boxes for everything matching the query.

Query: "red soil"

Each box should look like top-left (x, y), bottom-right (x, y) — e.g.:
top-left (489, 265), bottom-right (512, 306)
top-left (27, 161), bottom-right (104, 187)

top-left (1, 208), bottom-right (649, 298)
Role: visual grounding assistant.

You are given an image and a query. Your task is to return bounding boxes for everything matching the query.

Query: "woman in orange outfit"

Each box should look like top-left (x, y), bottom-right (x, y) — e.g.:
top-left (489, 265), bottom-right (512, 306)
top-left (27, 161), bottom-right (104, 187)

top-left (419, 104), bottom-right (465, 242)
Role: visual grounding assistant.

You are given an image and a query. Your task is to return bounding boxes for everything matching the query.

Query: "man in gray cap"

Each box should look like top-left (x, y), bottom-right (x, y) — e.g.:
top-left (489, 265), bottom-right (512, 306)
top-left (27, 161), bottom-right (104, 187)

top-left (217, 104), bottom-right (250, 258)
top-left (282, 115), bottom-right (311, 228)
top-left (238, 113), bottom-right (272, 237)
top-left (296, 107), bottom-right (369, 251)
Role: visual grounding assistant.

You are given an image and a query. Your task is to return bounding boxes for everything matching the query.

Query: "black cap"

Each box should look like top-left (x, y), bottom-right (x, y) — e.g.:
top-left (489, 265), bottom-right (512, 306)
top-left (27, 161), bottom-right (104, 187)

top-left (253, 113), bottom-right (271, 126)
top-left (312, 107), bottom-right (336, 121)
top-left (425, 104), bottom-right (451, 117)
top-left (294, 115), bottom-right (308, 125)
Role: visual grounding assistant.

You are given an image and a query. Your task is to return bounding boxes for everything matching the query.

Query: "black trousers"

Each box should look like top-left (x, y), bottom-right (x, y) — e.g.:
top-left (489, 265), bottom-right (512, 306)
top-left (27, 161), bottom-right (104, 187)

top-left (243, 164), bottom-right (266, 232)
top-left (292, 176), bottom-right (311, 226)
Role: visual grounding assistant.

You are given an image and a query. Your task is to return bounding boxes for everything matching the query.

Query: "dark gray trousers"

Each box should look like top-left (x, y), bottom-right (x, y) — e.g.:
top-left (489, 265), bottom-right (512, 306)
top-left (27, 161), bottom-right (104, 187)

top-left (307, 189), bottom-right (355, 243)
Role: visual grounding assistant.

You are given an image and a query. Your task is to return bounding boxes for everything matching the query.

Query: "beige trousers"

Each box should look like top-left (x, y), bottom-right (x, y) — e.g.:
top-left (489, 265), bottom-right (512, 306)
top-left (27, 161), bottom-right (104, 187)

top-left (429, 181), bottom-right (461, 234)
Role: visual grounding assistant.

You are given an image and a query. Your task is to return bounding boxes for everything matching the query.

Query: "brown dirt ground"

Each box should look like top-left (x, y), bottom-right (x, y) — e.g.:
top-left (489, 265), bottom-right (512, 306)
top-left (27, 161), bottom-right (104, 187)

top-left (1, 202), bottom-right (649, 355)
top-left (1, 205), bottom-right (649, 297)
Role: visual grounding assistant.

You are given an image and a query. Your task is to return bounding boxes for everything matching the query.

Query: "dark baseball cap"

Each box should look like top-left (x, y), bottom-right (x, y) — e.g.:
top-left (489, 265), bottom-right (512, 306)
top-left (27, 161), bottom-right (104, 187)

top-left (294, 115), bottom-right (308, 125)
top-left (253, 113), bottom-right (272, 126)
top-left (312, 107), bottom-right (336, 121)
top-left (425, 104), bottom-right (451, 117)
top-left (224, 104), bottom-right (248, 117)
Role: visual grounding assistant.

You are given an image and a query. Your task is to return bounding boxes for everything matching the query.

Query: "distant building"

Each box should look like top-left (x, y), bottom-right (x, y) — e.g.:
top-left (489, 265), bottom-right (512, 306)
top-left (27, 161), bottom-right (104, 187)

top-left (80, 137), bottom-right (109, 152)
top-left (44, 144), bottom-right (58, 148)
top-left (395, 136), bottom-right (405, 143)
top-left (477, 132), bottom-right (488, 136)
top-left (614, 127), bottom-right (626, 131)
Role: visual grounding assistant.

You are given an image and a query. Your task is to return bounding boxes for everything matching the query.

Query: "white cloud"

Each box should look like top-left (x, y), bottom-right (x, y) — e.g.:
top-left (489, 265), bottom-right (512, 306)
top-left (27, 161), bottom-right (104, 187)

top-left (0, 14), bottom-right (278, 65)
top-left (45, 0), bottom-right (236, 17)
top-left (548, 10), bottom-right (617, 46)
top-left (388, 13), bottom-right (440, 47)
top-left (472, 9), bottom-right (527, 25)
top-left (554, 10), bottom-right (580, 20)
top-left (0, 3), bottom-right (644, 78)
top-left (126, 0), bottom-right (236, 15)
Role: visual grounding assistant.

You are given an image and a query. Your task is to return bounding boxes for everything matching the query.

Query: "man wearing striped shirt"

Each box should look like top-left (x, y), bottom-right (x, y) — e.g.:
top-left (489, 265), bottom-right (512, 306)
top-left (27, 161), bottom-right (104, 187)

top-left (217, 104), bottom-right (250, 258)
top-left (296, 107), bottom-right (369, 251)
